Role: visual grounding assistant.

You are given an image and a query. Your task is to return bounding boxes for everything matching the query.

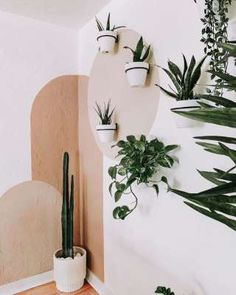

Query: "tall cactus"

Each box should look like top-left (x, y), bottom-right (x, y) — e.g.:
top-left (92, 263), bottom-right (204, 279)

top-left (61, 152), bottom-right (74, 258)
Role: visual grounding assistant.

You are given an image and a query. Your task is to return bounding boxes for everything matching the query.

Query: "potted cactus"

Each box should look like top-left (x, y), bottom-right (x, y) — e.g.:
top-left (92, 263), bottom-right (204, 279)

top-left (124, 36), bottom-right (151, 87)
top-left (96, 13), bottom-right (125, 53)
top-left (94, 100), bottom-right (117, 143)
top-left (53, 152), bottom-right (86, 293)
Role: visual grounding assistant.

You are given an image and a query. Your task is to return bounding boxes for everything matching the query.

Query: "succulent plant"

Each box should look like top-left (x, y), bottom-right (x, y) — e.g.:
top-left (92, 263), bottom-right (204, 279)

top-left (94, 100), bottom-right (115, 125)
top-left (95, 13), bottom-right (125, 32)
top-left (124, 36), bottom-right (151, 63)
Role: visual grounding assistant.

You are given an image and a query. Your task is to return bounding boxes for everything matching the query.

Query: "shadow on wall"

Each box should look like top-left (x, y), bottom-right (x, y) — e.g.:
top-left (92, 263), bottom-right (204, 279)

top-left (0, 181), bottom-right (61, 285)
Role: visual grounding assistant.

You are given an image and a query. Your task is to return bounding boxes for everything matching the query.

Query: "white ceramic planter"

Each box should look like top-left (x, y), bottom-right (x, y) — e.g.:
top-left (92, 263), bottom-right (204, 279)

top-left (170, 100), bottom-right (200, 128)
top-left (54, 247), bottom-right (86, 293)
top-left (97, 30), bottom-right (117, 53)
top-left (96, 124), bottom-right (117, 143)
top-left (125, 62), bottom-right (149, 87)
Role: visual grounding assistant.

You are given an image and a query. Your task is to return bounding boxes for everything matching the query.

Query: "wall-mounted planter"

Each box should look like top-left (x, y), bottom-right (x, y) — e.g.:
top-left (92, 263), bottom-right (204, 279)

top-left (125, 62), bottom-right (149, 87)
top-left (97, 31), bottom-right (117, 53)
top-left (171, 100), bottom-right (200, 128)
top-left (53, 247), bottom-right (86, 293)
top-left (96, 124), bottom-right (117, 143)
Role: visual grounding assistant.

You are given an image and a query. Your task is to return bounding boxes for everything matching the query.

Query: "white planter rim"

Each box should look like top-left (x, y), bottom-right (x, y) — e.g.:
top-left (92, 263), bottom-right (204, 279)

top-left (125, 62), bottom-right (149, 73)
top-left (170, 99), bottom-right (200, 111)
top-left (96, 124), bottom-right (117, 131)
top-left (54, 246), bottom-right (86, 260)
top-left (97, 30), bottom-right (117, 42)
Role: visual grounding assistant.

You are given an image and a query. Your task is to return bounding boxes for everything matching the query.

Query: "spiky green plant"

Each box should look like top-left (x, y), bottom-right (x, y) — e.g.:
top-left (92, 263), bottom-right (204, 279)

top-left (155, 286), bottom-right (175, 295)
top-left (124, 37), bottom-right (151, 63)
top-left (94, 100), bottom-right (115, 125)
top-left (167, 43), bottom-right (236, 231)
top-left (61, 152), bottom-right (74, 258)
top-left (95, 13), bottom-right (125, 32)
top-left (156, 55), bottom-right (206, 101)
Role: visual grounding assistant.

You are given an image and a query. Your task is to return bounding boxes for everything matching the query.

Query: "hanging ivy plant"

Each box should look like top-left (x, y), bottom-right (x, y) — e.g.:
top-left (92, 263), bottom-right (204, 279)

top-left (196, 0), bottom-right (234, 94)
top-left (108, 135), bottom-right (178, 220)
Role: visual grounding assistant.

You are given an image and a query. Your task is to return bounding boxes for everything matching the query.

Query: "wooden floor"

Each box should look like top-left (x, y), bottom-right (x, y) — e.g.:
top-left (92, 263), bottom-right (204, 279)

top-left (16, 282), bottom-right (99, 295)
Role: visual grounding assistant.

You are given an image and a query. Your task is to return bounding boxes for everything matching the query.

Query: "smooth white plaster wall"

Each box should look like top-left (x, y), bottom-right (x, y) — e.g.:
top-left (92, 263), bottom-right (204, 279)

top-left (0, 11), bottom-right (78, 196)
top-left (78, 0), bottom-right (236, 294)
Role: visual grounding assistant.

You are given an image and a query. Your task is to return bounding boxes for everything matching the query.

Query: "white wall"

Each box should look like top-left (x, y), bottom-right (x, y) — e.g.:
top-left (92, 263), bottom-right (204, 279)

top-left (0, 11), bottom-right (78, 196)
top-left (78, 0), bottom-right (236, 294)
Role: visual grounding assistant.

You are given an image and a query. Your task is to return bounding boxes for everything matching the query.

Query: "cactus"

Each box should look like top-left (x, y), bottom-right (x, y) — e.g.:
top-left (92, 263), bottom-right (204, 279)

top-left (61, 152), bottom-right (74, 258)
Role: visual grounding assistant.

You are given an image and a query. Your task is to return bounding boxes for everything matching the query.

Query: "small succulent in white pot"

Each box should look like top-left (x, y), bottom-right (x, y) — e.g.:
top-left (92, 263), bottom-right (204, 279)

top-left (124, 36), bottom-right (151, 87)
top-left (54, 152), bottom-right (86, 293)
top-left (96, 13), bottom-right (125, 53)
top-left (156, 54), bottom-right (206, 128)
top-left (94, 100), bottom-right (117, 143)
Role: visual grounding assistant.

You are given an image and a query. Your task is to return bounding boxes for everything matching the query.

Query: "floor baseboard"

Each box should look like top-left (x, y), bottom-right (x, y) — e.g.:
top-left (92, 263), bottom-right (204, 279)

top-left (0, 271), bottom-right (53, 295)
top-left (86, 270), bottom-right (113, 295)
top-left (0, 270), bottom-right (112, 295)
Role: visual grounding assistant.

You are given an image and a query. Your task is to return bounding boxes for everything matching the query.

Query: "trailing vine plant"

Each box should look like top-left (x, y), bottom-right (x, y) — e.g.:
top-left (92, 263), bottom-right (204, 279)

top-left (108, 135), bottom-right (178, 220)
top-left (195, 0), bottom-right (234, 94)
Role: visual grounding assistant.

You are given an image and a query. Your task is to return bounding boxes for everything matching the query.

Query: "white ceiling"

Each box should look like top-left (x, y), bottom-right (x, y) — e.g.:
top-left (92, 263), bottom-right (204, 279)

top-left (0, 0), bottom-right (110, 29)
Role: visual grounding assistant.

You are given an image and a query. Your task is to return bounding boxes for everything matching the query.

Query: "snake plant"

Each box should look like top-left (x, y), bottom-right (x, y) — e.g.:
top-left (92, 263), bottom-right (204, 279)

top-left (156, 55), bottom-right (206, 100)
top-left (94, 100), bottom-right (115, 125)
top-left (61, 152), bottom-right (74, 258)
top-left (167, 43), bottom-right (236, 231)
top-left (95, 13), bottom-right (125, 32)
top-left (124, 36), bottom-right (151, 63)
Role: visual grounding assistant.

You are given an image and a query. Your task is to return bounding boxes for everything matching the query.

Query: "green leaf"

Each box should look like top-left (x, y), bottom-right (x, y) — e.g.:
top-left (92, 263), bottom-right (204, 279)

top-left (108, 166), bottom-right (117, 179)
top-left (126, 135), bottom-right (136, 143)
top-left (198, 94), bottom-right (236, 107)
top-left (194, 136), bottom-right (236, 144)
top-left (114, 191), bottom-right (123, 202)
top-left (106, 13), bottom-right (110, 30)
top-left (197, 170), bottom-right (226, 185)
top-left (184, 202), bottom-right (236, 231)
top-left (156, 84), bottom-right (178, 99)
top-left (165, 145), bottom-right (179, 153)
top-left (118, 167), bottom-right (126, 176)
top-left (153, 184), bottom-right (159, 196)
top-left (172, 108), bottom-right (236, 128)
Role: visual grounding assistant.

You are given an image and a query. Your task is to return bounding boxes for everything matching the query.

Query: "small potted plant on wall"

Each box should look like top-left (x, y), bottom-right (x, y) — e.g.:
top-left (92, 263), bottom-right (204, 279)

top-left (96, 13), bottom-right (125, 53)
top-left (54, 152), bottom-right (86, 292)
top-left (94, 100), bottom-right (117, 143)
top-left (156, 54), bottom-right (206, 128)
top-left (124, 36), bottom-right (151, 87)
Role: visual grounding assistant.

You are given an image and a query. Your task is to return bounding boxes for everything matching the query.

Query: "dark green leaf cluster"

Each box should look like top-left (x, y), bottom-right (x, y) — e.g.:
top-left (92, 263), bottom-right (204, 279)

top-left (61, 152), bottom-right (74, 258)
top-left (155, 286), bottom-right (175, 295)
top-left (200, 0), bottom-right (233, 94)
top-left (94, 100), bottom-right (115, 125)
top-left (95, 13), bottom-right (125, 32)
top-left (108, 135), bottom-right (178, 220)
top-left (156, 55), bottom-right (206, 101)
top-left (124, 37), bottom-right (151, 62)
top-left (170, 43), bottom-right (236, 231)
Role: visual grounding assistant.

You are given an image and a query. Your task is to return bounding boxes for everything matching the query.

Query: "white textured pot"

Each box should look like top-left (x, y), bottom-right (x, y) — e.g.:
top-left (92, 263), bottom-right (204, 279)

top-left (170, 100), bottom-right (200, 128)
top-left (96, 124), bottom-right (117, 143)
top-left (125, 62), bottom-right (149, 87)
top-left (97, 30), bottom-right (117, 53)
top-left (54, 247), bottom-right (86, 293)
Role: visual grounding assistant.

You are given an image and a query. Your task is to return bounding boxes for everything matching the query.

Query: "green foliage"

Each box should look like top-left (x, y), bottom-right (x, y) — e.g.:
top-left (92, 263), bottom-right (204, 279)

top-left (61, 152), bottom-right (74, 258)
top-left (169, 43), bottom-right (236, 231)
top-left (199, 0), bottom-right (233, 94)
top-left (108, 135), bottom-right (178, 220)
top-left (95, 13), bottom-right (125, 32)
top-left (156, 55), bottom-right (206, 100)
top-left (94, 100), bottom-right (115, 125)
top-left (124, 37), bottom-right (151, 62)
top-left (155, 286), bottom-right (175, 295)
